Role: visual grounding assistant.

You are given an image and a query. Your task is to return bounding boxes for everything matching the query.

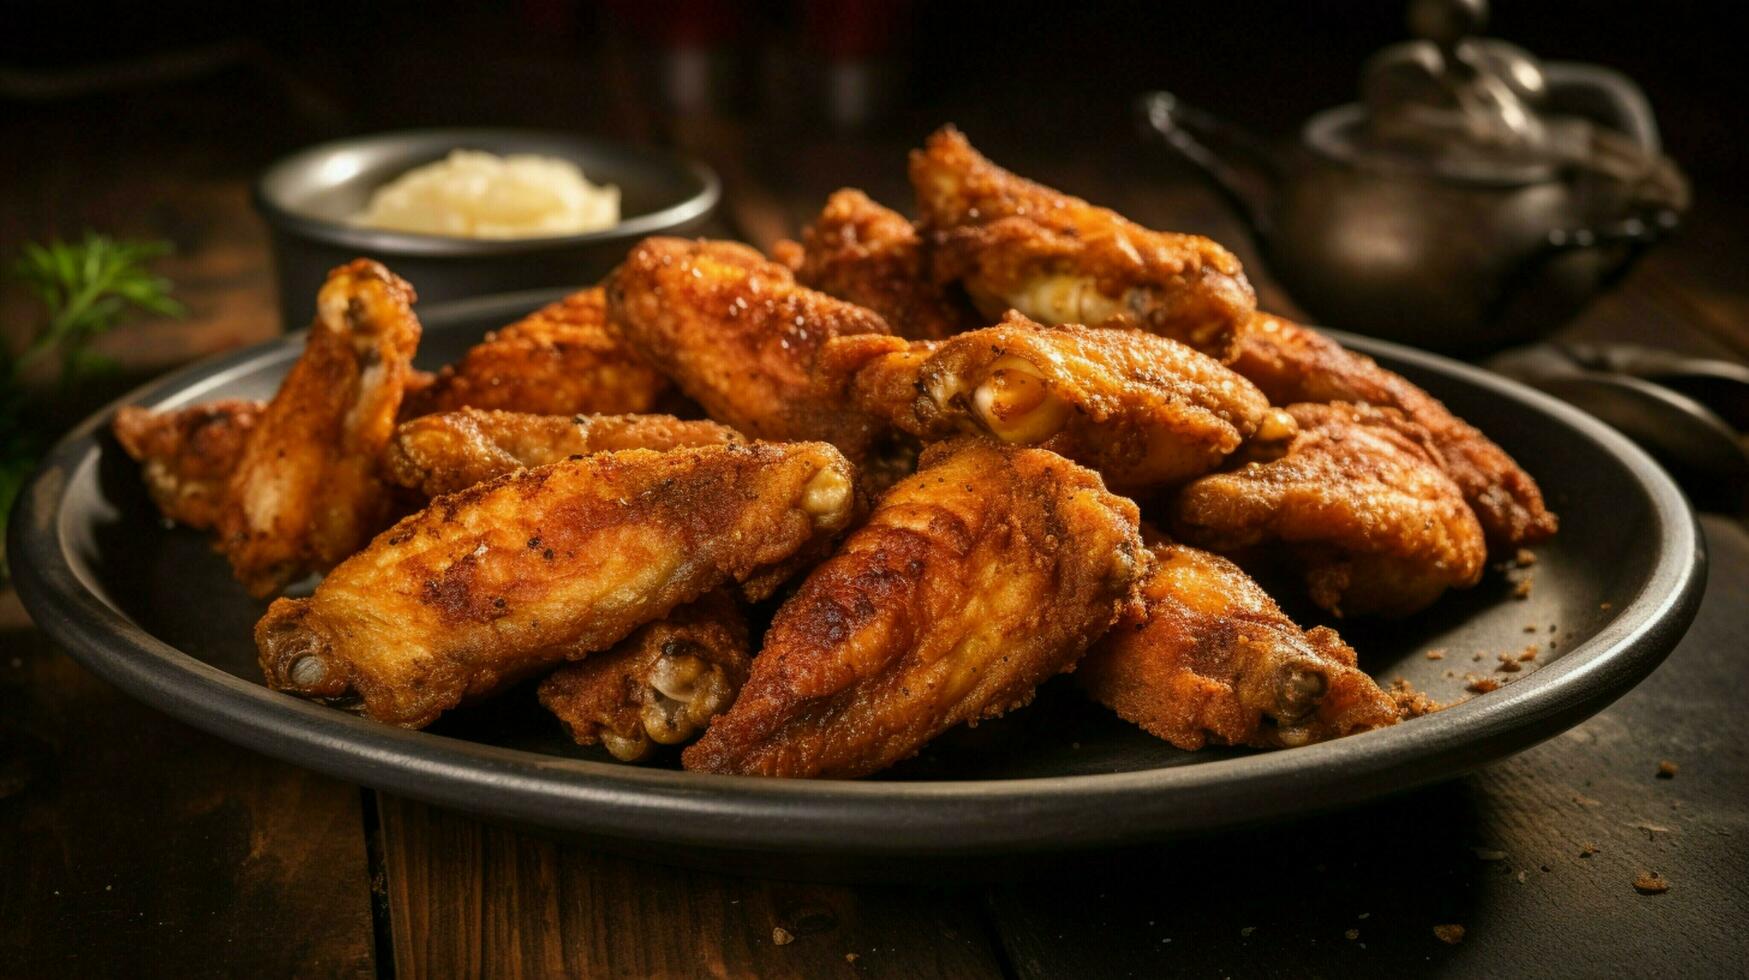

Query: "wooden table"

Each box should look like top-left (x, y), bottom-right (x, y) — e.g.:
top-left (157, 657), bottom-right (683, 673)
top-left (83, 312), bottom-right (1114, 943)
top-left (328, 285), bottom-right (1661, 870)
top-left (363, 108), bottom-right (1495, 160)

top-left (3, 40), bottom-right (1747, 979)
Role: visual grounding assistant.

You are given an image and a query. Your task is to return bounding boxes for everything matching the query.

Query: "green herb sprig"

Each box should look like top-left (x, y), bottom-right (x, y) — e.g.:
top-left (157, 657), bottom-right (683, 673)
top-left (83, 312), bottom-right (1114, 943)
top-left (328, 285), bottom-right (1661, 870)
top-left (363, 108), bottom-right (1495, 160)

top-left (2, 233), bottom-right (181, 581)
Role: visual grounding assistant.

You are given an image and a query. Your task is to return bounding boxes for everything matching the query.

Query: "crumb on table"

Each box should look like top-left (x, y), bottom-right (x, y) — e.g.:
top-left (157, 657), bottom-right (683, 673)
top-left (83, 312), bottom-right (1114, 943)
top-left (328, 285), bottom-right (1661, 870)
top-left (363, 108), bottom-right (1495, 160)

top-left (1657, 759), bottom-right (1679, 779)
top-left (1515, 549), bottom-right (1537, 567)
top-left (771, 927), bottom-right (794, 946)
top-left (1466, 676), bottom-right (1502, 694)
top-left (1633, 871), bottom-right (1670, 895)
top-left (1580, 842), bottom-right (1599, 857)
top-left (1434, 924), bottom-right (1467, 944)
top-left (1425, 648), bottom-right (1446, 660)
top-left (1512, 577), bottom-right (1534, 599)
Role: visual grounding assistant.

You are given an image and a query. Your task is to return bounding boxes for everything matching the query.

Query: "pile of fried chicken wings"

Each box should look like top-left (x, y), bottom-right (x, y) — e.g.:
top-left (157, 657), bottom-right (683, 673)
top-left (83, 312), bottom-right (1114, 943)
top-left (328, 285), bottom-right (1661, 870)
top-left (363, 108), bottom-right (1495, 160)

top-left (114, 127), bottom-right (1556, 777)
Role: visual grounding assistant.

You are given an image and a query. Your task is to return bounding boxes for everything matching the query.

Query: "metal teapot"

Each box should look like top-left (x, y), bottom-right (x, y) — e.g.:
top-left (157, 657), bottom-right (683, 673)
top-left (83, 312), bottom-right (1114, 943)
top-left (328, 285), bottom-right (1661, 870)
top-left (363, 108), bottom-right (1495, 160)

top-left (1137, 0), bottom-right (1688, 353)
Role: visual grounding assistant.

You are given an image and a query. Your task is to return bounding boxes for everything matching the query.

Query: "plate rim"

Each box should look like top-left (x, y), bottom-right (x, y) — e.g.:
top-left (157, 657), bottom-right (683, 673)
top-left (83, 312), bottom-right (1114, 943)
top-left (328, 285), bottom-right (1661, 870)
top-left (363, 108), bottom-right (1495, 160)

top-left (9, 290), bottom-right (1708, 856)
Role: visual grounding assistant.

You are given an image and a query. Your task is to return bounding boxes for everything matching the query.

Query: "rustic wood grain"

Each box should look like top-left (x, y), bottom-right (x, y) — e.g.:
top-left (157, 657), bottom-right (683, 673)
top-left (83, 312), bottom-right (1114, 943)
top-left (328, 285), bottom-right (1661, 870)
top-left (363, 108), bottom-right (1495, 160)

top-left (374, 794), bottom-right (1005, 979)
top-left (0, 628), bottom-right (377, 979)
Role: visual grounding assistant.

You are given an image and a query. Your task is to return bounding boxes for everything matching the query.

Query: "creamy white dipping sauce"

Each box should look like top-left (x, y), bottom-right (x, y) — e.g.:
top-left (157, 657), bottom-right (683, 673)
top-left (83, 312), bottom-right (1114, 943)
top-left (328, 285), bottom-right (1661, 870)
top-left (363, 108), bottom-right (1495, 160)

top-left (354, 150), bottom-right (620, 239)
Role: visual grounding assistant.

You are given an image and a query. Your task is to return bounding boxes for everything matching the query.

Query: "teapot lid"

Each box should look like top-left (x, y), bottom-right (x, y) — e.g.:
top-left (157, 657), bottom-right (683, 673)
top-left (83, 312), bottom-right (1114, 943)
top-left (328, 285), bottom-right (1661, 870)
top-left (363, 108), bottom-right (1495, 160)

top-left (1313, 0), bottom-right (1669, 188)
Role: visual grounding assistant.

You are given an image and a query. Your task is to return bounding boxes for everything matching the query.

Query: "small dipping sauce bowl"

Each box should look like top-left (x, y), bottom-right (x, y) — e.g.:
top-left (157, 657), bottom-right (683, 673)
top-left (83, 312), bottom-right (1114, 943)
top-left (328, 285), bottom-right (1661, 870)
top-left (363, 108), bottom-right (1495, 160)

top-left (254, 128), bottom-right (720, 327)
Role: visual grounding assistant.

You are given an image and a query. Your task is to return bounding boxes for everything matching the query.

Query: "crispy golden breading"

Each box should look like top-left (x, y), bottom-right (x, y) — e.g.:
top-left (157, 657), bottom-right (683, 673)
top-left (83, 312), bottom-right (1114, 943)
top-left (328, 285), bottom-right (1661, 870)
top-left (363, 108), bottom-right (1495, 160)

top-left (1173, 403), bottom-right (1487, 617)
top-left (909, 127), bottom-right (1254, 360)
top-left (606, 237), bottom-right (893, 456)
top-left (220, 260), bottom-right (422, 597)
top-left (822, 311), bottom-right (1274, 493)
top-left (1232, 314), bottom-right (1557, 549)
top-left (404, 287), bottom-right (669, 417)
top-left (682, 439), bottom-right (1144, 778)
top-left (538, 590), bottom-right (751, 762)
top-left (256, 442), bottom-right (858, 729)
top-left (382, 408), bottom-right (743, 498)
top-left (112, 400), bottom-right (263, 529)
top-left (775, 188), bottom-right (979, 340)
top-left (1079, 542), bottom-right (1400, 750)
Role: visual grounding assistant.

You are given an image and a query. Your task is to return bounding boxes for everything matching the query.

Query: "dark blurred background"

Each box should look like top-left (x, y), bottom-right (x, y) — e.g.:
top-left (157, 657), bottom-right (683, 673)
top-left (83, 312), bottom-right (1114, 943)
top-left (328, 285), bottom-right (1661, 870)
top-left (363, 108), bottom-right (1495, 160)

top-left (1, 0), bottom-right (1743, 366)
top-left (3, 0), bottom-right (1741, 189)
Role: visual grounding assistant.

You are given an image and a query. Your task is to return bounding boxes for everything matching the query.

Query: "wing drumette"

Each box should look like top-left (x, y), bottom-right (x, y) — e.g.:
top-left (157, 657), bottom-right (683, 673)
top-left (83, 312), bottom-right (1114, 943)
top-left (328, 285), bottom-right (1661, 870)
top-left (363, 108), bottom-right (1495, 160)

top-left (1172, 402), bottom-right (1487, 617)
top-left (683, 439), bottom-right (1143, 778)
top-left (220, 259), bottom-right (422, 596)
top-left (1232, 314), bottom-right (1557, 549)
top-left (112, 400), bottom-right (263, 529)
top-left (538, 590), bottom-right (751, 762)
top-left (910, 127), bottom-right (1254, 360)
top-left (403, 286), bottom-right (669, 417)
top-left (382, 408), bottom-right (742, 498)
top-left (773, 188), bottom-right (980, 340)
top-left (822, 311), bottom-right (1279, 493)
top-left (606, 237), bottom-right (892, 458)
top-left (255, 441), bottom-right (856, 729)
top-left (1079, 540), bottom-right (1401, 750)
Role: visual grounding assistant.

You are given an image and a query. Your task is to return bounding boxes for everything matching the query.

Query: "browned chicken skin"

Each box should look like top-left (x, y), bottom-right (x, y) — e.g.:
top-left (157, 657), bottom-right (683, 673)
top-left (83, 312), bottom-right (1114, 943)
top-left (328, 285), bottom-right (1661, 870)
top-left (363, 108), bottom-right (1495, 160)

top-left (683, 439), bottom-right (1144, 778)
top-left (403, 286), bottom-right (669, 418)
top-left (774, 188), bottom-right (980, 340)
top-left (607, 237), bottom-right (893, 458)
top-left (910, 127), bottom-right (1255, 360)
top-left (1173, 402), bottom-right (1487, 617)
top-left (220, 259), bottom-right (422, 597)
top-left (538, 590), bottom-right (751, 762)
top-left (382, 408), bottom-right (743, 498)
top-left (256, 441), bottom-right (857, 729)
top-left (822, 311), bottom-right (1277, 493)
top-left (112, 400), bottom-right (263, 529)
top-left (1232, 314), bottom-right (1556, 549)
top-left (1079, 541), bottom-right (1401, 750)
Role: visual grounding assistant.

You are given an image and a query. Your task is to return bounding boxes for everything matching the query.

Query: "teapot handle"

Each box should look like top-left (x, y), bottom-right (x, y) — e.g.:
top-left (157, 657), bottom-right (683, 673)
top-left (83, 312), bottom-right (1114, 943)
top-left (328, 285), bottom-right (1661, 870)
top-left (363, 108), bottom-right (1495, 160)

top-left (1134, 91), bottom-right (1280, 248)
top-left (1543, 62), bottom-right (1661, 153)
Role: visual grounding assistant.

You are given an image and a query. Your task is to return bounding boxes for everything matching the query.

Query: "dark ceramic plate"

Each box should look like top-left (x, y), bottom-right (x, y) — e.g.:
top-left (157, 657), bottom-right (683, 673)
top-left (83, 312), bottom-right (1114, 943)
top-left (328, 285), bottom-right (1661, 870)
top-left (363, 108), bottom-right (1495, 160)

top-left (11, 290), bottom-right (1706, 875)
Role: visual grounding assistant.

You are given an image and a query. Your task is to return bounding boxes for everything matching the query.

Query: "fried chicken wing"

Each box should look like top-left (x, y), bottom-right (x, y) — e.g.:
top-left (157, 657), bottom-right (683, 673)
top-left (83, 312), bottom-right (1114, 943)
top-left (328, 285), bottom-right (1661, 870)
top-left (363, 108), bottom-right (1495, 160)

top-left (403, 286), bottom-right (669, 417)
top-left (220, 259), bottom-right (422, 596)
top-left (256, 441), bottom-right (857, 728)
top-left (1173, 403), bottom-right (1487, 617)
top-left (774, 188), bottom-right (980, 340)
top-left (112, 400), bottom-right (263, 529)
top-left (822, 311), bottom-right (1277, 492)
top-left (606, 237), bottom-right (892, 456)
top-left (682, 439), bottom-right (1144, 778)
top-left (909, 127), bottom-right (1254, 359)
top-left (1233, 314), bottom-right (1556, 548)
top-left (538, 590), bottom-right (751, 762)
top-left (382, 408), bottom-right (743, 498)
top-left (1079, 541), bottom-right (1400, 750)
